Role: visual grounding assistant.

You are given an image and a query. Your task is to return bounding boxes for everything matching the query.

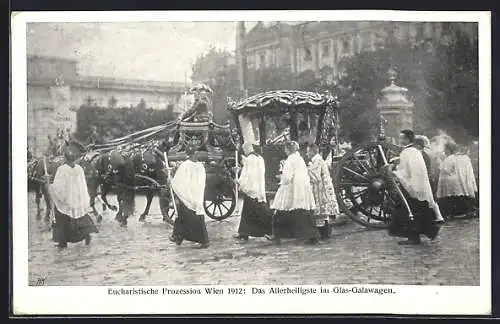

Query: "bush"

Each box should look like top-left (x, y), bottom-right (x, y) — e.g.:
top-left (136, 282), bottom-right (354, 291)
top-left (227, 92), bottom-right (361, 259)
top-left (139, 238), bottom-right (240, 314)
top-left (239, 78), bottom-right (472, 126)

top-left (75, 105), bottom-right (174, 144)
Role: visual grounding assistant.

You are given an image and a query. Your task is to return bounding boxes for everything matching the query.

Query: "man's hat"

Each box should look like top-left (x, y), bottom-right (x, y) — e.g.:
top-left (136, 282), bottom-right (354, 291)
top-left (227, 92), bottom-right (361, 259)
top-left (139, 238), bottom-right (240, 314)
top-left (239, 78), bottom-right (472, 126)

top-left (415, 135), bottom-right (431, 149)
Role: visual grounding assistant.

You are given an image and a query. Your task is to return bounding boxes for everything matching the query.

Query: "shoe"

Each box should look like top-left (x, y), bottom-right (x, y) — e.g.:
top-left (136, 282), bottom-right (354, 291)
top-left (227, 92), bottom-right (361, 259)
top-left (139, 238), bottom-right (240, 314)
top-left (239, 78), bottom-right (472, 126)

top-left (84, 235), bottom-right (91, 246)
top-left (233, 234), bottom-right (248, 241)
top-left (196, 243), bottom-right (209, 249)
top-left (170, 235), bottom-right (183, 245)
top-left (57, 242), bottom-right (68, 249)
top-left (265, 234), bottom-right (275, 241)
top-left (305, 238), bottom-right (318, 245)
top-left (398, 239), bottom-right (421, 245)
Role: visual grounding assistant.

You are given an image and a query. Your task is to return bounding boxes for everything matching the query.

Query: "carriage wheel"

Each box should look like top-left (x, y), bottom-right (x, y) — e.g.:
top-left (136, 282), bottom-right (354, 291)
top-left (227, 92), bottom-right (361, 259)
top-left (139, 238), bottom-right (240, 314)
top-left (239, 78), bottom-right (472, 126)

top-left (333, 141), bottom-right (402, 229)
top-left (204, 188), bottom-right (236, 221)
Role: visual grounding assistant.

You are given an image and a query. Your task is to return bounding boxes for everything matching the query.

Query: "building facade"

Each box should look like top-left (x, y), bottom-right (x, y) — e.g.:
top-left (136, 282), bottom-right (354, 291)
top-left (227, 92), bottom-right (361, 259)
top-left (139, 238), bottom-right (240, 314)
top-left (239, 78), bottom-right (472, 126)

top-left (190, 48), bottom-right (236, 84)
top-left (241, 21), bottom-right (477, 80)
top-left (27, 55), bottom-right (187, 156)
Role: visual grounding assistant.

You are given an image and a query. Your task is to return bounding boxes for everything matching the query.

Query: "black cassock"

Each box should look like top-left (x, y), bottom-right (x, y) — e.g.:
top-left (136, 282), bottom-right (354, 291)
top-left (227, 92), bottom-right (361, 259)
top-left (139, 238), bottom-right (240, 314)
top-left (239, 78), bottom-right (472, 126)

top-left (52, 208), bottom-right (98, 244)
top-left (238, 193), bottom-right (273, 237)
top-left (172, 195), bottom-right (209, 245)
top-left (388, 186), bottom-right (440, 240)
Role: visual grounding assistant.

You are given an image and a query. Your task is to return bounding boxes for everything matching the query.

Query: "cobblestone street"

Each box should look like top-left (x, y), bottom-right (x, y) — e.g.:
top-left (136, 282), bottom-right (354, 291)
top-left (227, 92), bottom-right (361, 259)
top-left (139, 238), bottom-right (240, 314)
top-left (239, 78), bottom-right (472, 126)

top-left (27, 192), bottom-right (480, 286)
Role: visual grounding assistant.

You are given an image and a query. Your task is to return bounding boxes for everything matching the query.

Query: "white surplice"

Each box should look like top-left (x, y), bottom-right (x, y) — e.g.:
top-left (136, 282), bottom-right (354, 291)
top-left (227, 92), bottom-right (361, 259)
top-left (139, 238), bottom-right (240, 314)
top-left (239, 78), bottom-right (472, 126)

top-left (436, 153), bottom-right (478, 199)
top-left (238, 153), bottom-right (266, 203)
top-left (171, 159), bottom-right (206, 215)
top-left (48, 163), bottom-right (91, 219)
top-left (393, 146), bottom-right (435, 205)
top-left (271, 151), bottom-right (316, 211)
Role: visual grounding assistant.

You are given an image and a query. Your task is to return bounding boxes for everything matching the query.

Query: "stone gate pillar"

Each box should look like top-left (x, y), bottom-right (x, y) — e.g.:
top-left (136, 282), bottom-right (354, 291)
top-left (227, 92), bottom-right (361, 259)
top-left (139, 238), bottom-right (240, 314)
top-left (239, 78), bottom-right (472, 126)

top-left (376, 68), bottom-right (414, 145)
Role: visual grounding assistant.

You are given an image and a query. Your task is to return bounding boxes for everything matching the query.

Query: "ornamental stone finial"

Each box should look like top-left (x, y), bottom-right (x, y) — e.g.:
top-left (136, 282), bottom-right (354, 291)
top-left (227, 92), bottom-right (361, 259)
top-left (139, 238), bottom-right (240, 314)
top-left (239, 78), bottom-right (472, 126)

top-left (388, 68), bottom-right (397, 85)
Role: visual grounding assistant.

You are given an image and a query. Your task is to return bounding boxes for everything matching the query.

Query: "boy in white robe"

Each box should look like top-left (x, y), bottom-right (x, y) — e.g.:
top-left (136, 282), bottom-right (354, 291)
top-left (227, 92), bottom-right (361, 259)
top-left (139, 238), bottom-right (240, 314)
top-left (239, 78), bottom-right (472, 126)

top-left (388, 130), bottom-right (440, 245)
top-left (169, 143), bottom-right (209, 249)
top-left (233, 142), bottom-right (272, 241)
top-left (267, 141), bottom-right (320, 245)
top-left (306, 143), bottom-right (340, 239)
top-left (44, 143), bottom-right (98, 249)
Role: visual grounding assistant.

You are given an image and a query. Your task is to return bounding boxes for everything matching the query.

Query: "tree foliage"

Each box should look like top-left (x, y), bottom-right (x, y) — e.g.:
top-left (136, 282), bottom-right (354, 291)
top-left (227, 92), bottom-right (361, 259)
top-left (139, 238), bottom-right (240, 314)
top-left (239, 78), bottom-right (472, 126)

top-left (193, 29), bottom-right (478, 144)
top-left (75, 105), bottom-right (174, 144)
top-left (335, 29), bottom-right (478, 143)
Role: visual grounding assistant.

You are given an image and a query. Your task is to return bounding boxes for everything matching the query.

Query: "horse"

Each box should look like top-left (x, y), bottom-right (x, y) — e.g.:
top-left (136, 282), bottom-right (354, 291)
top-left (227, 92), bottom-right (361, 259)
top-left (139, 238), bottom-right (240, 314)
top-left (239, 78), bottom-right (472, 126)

top-left (79, 151), bottom-right (119, 221)
top-left (126, 140), bottom-right (171, 222)
top-left (27, 154), bottom-right (66, 222)
top-left (103, 149), bottom-right (137, 226)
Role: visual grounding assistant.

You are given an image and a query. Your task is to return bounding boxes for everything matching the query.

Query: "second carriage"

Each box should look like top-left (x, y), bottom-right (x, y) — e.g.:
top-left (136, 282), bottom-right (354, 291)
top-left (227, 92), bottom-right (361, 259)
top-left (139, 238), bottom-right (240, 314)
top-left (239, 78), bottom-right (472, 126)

top-left (88, 83), bottom-right (239, 225)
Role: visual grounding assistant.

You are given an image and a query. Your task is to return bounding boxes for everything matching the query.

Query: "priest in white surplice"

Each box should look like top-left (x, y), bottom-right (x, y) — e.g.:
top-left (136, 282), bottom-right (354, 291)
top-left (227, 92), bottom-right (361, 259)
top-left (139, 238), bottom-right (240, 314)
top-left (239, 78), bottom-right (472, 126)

top-left (233, 142), bottom-right (273, 242)
top-left (169, 143), bottom-right (209, 249)
top-left (388, 130), bottom-right (440, 245)
top-left (436, 142), bottom-right (478, 218)
top-left (44, 142), bottom-right (99, 250)
top-left (267, 141), bottom-right (320, 245)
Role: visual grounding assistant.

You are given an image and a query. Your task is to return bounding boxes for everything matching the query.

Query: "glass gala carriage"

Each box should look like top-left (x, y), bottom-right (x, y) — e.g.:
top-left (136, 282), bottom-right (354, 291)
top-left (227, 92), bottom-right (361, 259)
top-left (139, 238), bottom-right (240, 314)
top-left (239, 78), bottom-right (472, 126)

top-left (228, 90), bottom-right (402, 229)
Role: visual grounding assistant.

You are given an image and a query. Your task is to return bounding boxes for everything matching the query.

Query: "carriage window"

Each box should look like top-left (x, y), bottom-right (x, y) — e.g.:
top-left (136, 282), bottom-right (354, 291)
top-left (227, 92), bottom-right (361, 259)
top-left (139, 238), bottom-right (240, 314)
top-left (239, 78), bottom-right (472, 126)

top-left (296, 112), bottom-right (319, 147)
top-left (237, 114), bottom-right (260, 145)
top-left (265, 115), bottom-right (291, 145)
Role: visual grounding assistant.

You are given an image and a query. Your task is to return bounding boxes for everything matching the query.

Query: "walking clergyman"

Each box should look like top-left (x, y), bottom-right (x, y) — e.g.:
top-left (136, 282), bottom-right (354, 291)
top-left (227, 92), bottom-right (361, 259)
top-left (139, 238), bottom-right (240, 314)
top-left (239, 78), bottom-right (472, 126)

top-left (169, 141), bottom-right (209, 249)
top-left (388, 130), bottom-right (440, 245)
top-left (44, 142), bottom-right (99, 250)
top-left (233, 141), bottom-right (273, 242)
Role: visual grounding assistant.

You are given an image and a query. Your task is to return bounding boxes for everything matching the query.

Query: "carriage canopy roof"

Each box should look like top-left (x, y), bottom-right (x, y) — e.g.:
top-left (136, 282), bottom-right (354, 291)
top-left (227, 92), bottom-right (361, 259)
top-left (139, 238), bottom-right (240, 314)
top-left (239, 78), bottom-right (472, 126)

top-left (227, 90), bottom-right (338, 115)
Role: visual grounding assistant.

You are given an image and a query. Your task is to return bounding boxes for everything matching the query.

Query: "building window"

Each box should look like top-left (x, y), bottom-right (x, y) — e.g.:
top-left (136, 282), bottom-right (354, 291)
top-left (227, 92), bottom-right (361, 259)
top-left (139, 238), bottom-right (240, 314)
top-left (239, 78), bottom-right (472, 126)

top-left (275, 47), bottom-right (280, 66)
top-left (247, 54), bottom-right (255, 69)
top-left (442, 22), bottom-right (451, 32)
top-left (108, 96), bottom-right (118, 108)
top-left (304, 46), bottom-right (312, 62)
top-left (137, 98), bottom-right (146, 109)
top-left (259, 52), bottom-right (266, 67)
top-left (361, 33), bottom-right (371, 52)
top-left (342, 39), bottom-right (350, 55)
top-left (424, 23), bottom-right (435, 39)
top-left (416, 23), bottom-right (425, 40)
top-left (84, 96), bottom-right (94, 107)
top-left (385, 26), bottom-right (395, 41)
top-left (375, 32), bottom-right (385, 49)
top-left (321, 42), bottom-right (330, 58)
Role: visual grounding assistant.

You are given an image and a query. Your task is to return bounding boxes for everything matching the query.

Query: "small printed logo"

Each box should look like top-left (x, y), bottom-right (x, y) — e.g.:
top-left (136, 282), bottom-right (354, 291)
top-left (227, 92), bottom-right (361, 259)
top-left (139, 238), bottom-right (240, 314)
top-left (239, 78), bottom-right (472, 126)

top-left (29, 274), bottom-right (47, 286)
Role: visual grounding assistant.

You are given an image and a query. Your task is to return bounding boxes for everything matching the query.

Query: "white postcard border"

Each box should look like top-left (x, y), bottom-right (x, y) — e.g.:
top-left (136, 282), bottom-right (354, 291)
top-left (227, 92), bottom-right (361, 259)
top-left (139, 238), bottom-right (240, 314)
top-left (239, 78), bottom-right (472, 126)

top-left (11, 10), bottom-right (491, 315)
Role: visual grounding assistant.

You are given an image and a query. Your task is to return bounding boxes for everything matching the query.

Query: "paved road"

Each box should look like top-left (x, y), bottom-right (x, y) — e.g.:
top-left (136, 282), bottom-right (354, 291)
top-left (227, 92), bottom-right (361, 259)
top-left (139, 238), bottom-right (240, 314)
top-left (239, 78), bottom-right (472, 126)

top-left (27, 192), bottom-right (479, 286)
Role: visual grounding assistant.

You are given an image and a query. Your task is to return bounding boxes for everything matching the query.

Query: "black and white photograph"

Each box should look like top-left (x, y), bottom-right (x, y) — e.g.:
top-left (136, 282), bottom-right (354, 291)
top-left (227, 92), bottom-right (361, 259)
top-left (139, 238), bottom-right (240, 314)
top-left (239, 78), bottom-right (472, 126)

top-left (11, 10), bottom-right (491, 315)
